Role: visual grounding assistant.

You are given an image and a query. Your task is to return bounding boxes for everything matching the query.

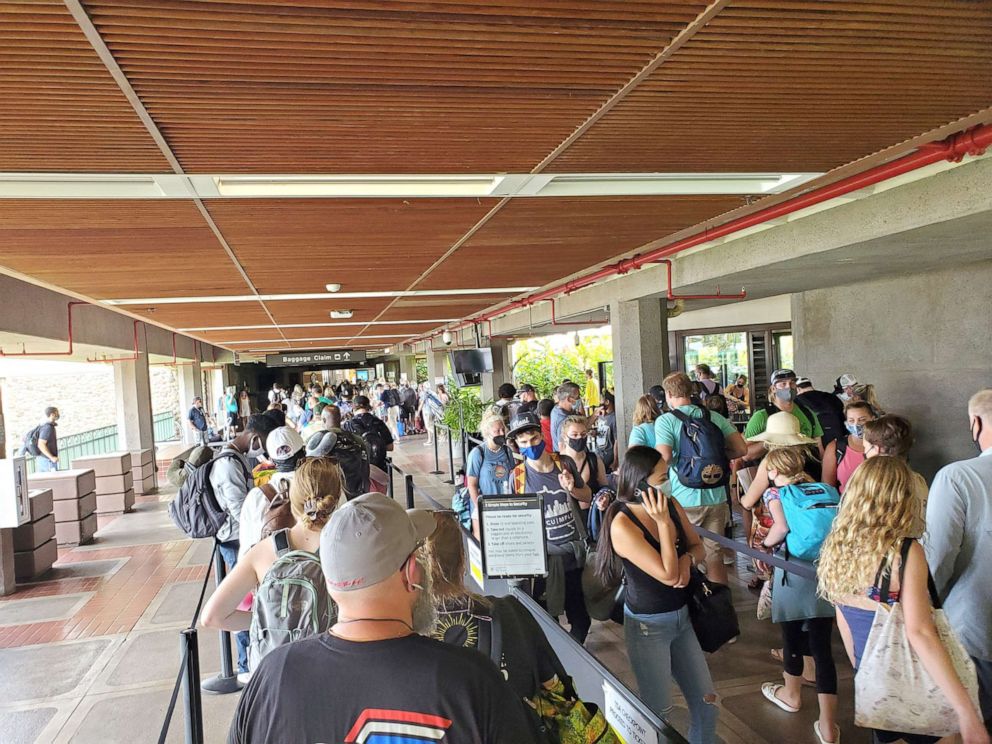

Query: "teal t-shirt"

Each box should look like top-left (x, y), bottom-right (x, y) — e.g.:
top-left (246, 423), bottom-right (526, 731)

top-left (628, 422), bottom-right (657, 449)
top-left (655, 404), bottom-right (738, 508)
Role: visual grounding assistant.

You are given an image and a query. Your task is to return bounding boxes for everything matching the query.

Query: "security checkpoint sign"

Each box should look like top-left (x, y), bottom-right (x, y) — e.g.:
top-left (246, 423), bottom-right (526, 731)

top-left (265, 349), bottom-right (367, 367)
top-left (603, 681), bottom-right (660, 744)
top-left (478, 495), bottom-right (547, 579)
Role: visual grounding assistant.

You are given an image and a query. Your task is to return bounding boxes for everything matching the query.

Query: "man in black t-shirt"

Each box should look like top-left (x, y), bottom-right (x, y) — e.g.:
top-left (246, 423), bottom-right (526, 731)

top-left (229, 493), bottom-right (534, 744)
top-left (35, 406), bottom-right (60, 472)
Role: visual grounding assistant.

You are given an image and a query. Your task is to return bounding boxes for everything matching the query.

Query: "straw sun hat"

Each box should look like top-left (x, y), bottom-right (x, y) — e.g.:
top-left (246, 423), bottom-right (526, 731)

top-left (747, 411), bottom-right (818, 447)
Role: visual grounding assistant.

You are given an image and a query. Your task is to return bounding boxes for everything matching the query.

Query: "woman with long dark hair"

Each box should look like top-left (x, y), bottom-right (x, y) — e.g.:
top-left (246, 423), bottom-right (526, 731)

top-left (596, 446), bottom-right (718, 743)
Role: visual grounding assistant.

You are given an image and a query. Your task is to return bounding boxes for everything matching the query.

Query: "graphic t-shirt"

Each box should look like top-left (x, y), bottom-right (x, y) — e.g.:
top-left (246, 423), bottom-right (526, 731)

top-left (229, 633), bottom-right (534, 744)
top-left (520, 456), bottom-right (584, 546)
top-left (466, 445), bottom-right (514, 497)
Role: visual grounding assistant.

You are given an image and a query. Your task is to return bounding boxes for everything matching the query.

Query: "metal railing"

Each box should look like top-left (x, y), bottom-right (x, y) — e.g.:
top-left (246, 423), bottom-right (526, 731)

top-left (153, 410), bottom-right (180, 443)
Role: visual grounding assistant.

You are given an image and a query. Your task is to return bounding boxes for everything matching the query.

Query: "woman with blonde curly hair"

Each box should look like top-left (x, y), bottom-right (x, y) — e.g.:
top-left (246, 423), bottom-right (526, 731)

top-left (820, 456), bottom-right (987, 744)
top-left (201, 457), bottom-right (345, 674)
top-left (465, 406), bottom-right (515, 538)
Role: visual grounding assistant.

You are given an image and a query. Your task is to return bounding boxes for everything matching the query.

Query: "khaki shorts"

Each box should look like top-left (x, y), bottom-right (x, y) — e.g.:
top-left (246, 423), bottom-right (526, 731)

top-left (682, 503), bottom-right (730, 561)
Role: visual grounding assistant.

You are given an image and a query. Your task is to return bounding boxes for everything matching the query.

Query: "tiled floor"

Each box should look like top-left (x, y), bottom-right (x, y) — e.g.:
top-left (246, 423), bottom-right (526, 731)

top-left (0, 435), bottom-right (872, 743)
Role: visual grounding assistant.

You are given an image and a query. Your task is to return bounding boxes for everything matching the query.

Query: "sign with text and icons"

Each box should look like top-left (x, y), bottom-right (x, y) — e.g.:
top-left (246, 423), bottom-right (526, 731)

top-left (478, 494), bottom-right (547, 579)
top-left (265, 349), bottom-right (367, 367)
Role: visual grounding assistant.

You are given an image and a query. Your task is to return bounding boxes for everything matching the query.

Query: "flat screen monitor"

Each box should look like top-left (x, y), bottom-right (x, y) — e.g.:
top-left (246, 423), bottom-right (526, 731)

top-left (450, 348), bottom-right (493, 375)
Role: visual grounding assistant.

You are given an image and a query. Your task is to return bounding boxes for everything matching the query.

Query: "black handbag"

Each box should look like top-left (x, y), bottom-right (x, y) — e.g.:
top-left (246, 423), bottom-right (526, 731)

top-left (686, 568), bottom-right (739, 653)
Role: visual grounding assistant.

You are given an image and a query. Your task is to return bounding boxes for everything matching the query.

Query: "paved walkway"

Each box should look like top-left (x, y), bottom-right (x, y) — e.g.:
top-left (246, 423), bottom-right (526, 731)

top-left (0, 434), bottom-right (869, 743)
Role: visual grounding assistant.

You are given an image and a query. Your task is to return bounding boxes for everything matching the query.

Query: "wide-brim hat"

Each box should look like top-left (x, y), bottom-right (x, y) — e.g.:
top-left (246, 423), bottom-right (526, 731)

top-left (747, 411), bottom-right (817, 446)
top-left (506, 410), bottom-right (542, 440)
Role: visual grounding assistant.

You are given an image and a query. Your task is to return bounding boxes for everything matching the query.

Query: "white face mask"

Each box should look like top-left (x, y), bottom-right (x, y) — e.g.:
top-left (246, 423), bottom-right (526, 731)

top-left (246, 436), bottom-right (265, 459)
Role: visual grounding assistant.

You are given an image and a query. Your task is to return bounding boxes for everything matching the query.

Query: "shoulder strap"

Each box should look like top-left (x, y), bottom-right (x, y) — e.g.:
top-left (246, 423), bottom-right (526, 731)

top-left (488, 600), bottom-right (503, 667)
top-left (271, 528), bottom-right (292, 556)
top-left (888, 537), bottom-right (942, 608)
top-left (617, 503), bottom-right (659, 547)
top-left (793, 398), bottom-right (815, 423)
top-left (260, 483), bottom-right (277, 501)
top-left (671, 409), bottom-right (689, 425)
top-left (512, 461), bottom-right (527, 493)
top-left (835, 436), bottom-right (848, 464)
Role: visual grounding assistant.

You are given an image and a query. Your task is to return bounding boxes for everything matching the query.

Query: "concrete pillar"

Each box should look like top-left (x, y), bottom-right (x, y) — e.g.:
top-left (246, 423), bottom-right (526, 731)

top-left (114, 329), bottom-right (155, 454)
top-left (177, 361), bottom-right (203, 445)
top-left (399, 355), bottom-right (418, 385)
top-left (610, 298), bottom-right (669, 449)
top-left (480, 339), bottom-right (511, 402)
top-left (426, 350), bottom-right (447, 387)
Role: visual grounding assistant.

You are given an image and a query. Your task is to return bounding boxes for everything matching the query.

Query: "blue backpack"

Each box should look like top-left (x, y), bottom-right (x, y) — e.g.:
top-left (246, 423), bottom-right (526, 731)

top-left (778, 482), bottom-right (841, 561)
top-left (670, 408), bottom-right (730, 489)
top-left (451, 486), bottom-right (472, 530)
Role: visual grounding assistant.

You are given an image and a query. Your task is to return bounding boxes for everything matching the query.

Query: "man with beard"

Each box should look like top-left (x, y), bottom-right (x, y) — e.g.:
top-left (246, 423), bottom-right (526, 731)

top-left (228, 493), bottom-right (535, 744)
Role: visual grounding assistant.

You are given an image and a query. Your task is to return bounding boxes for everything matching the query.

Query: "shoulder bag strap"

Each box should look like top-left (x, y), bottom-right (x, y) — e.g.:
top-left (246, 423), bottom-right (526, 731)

top-left (892, 536), bottom-right (942, 608)
top-left (487, 601), bottom-right (503, 667)
top-left (617, 503), bottom-right (658, 547)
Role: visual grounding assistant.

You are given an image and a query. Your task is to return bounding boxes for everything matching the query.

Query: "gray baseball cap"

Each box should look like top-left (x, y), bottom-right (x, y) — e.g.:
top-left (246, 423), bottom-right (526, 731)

top-left (320, 493), bottom-right (435, 592)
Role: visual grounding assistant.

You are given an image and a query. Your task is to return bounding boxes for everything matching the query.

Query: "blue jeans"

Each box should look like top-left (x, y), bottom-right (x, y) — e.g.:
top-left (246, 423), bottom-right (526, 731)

top-left (624, 605), bottom-right (718, 744)
top-left (217, 540), bottom-right (250, 673)
top-left (36, 457), bottom-right (58, 472)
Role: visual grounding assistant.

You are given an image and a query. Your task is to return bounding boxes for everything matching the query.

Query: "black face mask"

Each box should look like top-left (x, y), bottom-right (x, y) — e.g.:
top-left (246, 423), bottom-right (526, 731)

top-left (492, 435), bottom-right (507, 447)
top-left (974, 419), bottom-right (984, 454)
top-left (568, 436), bottom-right (587, 452)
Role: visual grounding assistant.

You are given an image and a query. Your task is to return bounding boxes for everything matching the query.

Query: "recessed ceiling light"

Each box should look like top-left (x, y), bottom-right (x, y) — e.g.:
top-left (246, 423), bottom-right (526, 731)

top-left (325, 283), bottom-right (341, 292)
top-left (330, 310), bottom-right (354, 319)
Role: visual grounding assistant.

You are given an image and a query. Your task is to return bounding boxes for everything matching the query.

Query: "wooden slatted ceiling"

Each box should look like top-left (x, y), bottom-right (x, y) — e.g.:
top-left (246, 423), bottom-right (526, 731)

top-left (548, 0), bottom-right (992, 173)
top-left (81, 0), bottom-right (710, 172)
top-left (0, 1), bottom-right (168, 171)
top-left (0, 200), bottom-right (249, 298)
top-left (125, 301), bottom-right (275, 329)
top-left (418, 195), bottom-right (745, 290)
top-left (205, 199), bottom-right (498, 294)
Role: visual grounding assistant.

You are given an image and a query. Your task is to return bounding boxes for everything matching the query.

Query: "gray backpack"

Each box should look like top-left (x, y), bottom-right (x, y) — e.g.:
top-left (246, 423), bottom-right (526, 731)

top-left (247, 529), bottom-right (337, 670)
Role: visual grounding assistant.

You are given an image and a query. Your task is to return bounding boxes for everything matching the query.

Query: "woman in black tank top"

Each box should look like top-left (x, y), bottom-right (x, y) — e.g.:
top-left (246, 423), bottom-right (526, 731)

top-left (594, 446), bottom-right (719, 744)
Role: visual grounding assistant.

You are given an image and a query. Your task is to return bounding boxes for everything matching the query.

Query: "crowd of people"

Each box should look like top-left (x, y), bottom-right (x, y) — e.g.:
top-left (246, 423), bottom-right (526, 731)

top-left (177, 365), bottom-right (990, 744)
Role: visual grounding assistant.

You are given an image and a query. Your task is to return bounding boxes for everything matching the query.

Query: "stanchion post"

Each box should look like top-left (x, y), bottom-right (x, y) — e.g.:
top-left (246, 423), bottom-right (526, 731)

top-left (200, 549), bottom-right (243, 695)
top-left (181, 628), bottom-right (205, 744)
top-left (429, 424), bottom-right (443, 475)
top-left (387, 458), bottom-right (395, 500)
top-left (444, 428), bottom-right (456, 485)
top-left (404, 474), bottom-right (415, 509)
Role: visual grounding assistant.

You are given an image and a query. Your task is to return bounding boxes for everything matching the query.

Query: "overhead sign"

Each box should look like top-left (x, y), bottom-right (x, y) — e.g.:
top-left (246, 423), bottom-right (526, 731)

top-left (265, 349), bottom-right (367, 367)
top-left (478, 494), bottom-right (547, 579)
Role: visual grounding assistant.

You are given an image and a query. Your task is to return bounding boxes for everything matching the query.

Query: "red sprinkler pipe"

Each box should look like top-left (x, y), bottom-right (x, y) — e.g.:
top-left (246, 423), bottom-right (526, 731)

top-left (444, 123), bottom-right (992, 334)
top-left (0, 301), bottom-right (88, 357)
top-left (86, 320), bottom-right (142, 363)
top-left (154, 334), bottom-right (201, 367)
top-left (658, 260), bottom-right (747, 301)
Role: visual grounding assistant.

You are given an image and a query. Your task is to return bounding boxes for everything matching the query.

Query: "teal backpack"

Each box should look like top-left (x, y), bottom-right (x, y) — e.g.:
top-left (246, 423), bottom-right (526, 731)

top-left (778, 482), bottom-right (841, 561)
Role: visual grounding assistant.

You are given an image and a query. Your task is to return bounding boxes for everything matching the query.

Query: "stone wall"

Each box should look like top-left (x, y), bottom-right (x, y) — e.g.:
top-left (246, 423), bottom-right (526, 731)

top-left (0, 360), bottom-right (180, 452)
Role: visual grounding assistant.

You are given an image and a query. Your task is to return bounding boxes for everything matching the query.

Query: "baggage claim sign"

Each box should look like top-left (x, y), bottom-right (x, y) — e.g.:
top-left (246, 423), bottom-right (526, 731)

top-left (265, 350), bottom-right (368, 367)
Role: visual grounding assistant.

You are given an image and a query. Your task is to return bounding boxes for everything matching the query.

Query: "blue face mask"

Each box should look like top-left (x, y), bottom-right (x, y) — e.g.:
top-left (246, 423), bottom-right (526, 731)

top-left (520, 441), bottom-right (546, 460)
top-left (774, 388), bottom-right (795, 402)
top-left (845, 422), bottom-right (865, 438)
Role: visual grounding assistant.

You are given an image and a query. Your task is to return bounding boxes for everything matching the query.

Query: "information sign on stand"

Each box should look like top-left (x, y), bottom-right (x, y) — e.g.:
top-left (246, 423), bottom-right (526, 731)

top-left (603, 681), bottom-right (660, 744)
top-left (478, 494), bottom-right (547, 579)
top-left (467, 539), bottom-right (485, 591)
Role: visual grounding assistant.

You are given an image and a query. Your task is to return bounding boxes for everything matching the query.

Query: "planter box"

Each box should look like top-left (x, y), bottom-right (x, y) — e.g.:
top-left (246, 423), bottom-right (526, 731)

top-left (130, 448), bottom-right (154, 467)
top-left (56, 513), bottom-right (98, 546)
top-left (14, 538), bottom-right (57, 580)
top-left (134, 474), bottom-right (157, 495)
top-left (27, 489), bottom-right (54, 521)
top-left (71, 452), bottom-right (132, 477)
top-left (28, 469), bottom-right (96, 501)
top-left (95, 472), bottom-right (133, 495)
top-left (96, 490), bottom-right (135, 515)
top-left (53, 492), bottom-right (97, 523)
top-left (13, 513), bottom-right (56, 552)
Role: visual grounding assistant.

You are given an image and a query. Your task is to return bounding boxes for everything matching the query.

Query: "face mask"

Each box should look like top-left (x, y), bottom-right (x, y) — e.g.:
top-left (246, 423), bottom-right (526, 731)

top-left (974, 419), bottom-right (984, 454)
top-left (845, 422), bottom-right (865, 438)
top-left (774, 388), bottom-right (795, 402)
top-left (567, 436), bottom-right (587, 452)
top-left (520, 441), bottom-right (546, 460)
top-left (635, 477), bottom-right (671, 499)
top-left (246, 437), bottom-right (265, 459)
top-left (492, 435), bottom-right (507, 447)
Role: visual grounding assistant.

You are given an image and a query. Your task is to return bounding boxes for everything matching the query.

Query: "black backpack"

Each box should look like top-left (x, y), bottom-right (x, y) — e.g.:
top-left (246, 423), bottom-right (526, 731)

top-left (347, 415), bottom-right (389, 470)
top-left (670, 407), bottom-right (730, 489)
top-left (21, 425), bottom-right (42, 456)
top-left (168, 450), bottom-right (246, 539)
top-left (329, 431), bottom-right (372, 500)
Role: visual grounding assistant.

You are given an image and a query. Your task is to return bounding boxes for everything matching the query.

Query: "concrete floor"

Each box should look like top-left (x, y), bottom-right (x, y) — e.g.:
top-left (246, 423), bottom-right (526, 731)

top-left (0, 433), bottom-right (872, 743)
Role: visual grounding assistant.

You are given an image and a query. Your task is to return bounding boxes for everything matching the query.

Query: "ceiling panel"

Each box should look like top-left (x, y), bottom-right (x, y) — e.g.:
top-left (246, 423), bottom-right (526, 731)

top-left (418, 195), bottom-right (744, 289)
top-left (82, 0), bottom-right (710, 172)
top-left (0, 200), bottom-right (248, 298)
top-left (549, 0), bottom-right (992, 173)
top-left (205, 198), bottom-right (498, 294)
top-left (127, 301), bottom-right (274, 328)
top-left (0, 1), bottom-right (169, 171)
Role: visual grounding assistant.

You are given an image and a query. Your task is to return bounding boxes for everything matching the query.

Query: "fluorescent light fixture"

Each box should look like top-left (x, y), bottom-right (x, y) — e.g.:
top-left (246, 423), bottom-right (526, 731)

top-left (225, 334), bottom-right (409, 344)
top-left (330, 310), bottom-right (354, 319)
top-left (325, 283), bottom-right (341, 293)
top-left (104, 288), bottom-right (538, 305)
top-left (533, 173), bottom-right (819, 197)
top-left (178, 319), bottom-right (459, 332)
top-left (214, 175), bottom-right (503, 198)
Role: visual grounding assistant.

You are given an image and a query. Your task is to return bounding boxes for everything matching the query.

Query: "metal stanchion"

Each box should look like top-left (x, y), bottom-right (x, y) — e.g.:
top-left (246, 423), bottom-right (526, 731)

top-left (443, 428), bottom-right (456, 485)
top-left (181, 628), bottom-right (205, 744)
top-left (387, 458), bottom-right (395, 500)
top-left (429, 424), bottom-right (443, 475)
top-left (404, 473), bottom-right (415, 509)
top-left (200, 549), bottom-right (243, 695)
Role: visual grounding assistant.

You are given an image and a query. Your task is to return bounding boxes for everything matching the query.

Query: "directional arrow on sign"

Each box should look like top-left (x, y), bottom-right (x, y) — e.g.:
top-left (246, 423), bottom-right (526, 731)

top-left (343, 352), bottom-right (351, 360)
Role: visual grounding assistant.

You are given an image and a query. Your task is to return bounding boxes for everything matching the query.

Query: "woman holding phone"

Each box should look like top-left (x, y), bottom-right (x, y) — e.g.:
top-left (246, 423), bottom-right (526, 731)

top-left (596, 446), bottom-right (719, 744)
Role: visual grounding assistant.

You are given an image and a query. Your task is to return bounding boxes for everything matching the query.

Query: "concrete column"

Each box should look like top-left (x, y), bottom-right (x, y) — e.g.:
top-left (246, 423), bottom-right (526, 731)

top-left (426, 350), bottom-right (447, 387)
top-left (114, 329), bottom-right (155, 454)
top-left (177, 361), bottom-right (203, 445)
top-left (399, 355), bottom-right (418, 385)
top-left (480, 339), bottom-right (511, 402)
top-left (610, 298), bottom-right (669, 449)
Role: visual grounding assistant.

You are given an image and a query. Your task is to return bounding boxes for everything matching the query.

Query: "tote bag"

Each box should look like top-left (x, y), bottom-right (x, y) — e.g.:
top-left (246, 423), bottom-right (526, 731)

top-left (855, 539), bottom-right (980, 736)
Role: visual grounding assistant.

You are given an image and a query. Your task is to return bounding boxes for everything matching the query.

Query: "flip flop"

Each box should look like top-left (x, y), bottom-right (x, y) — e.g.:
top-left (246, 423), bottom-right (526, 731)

top-left (761, 682), bottom-right (800, 713)
top-left (813, 721), bottom-right (840, 744)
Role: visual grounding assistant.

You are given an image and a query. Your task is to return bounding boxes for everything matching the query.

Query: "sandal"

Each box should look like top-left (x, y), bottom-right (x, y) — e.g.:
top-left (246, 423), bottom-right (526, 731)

top-left (760, 682), bottom-right (800, 713)
top-left (813, 721), bottom-right (840, 744)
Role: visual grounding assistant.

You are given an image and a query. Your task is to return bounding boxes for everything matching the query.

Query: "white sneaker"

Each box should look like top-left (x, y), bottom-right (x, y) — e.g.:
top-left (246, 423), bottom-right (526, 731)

top-left (237, 671), bottom-right (252, 685)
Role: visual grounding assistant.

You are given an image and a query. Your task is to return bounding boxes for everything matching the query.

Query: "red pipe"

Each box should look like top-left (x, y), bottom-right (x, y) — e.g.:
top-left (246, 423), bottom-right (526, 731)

top-left (658, 260), bottom-right (747, 301)
top-left (0, 301), bottom-right (88, 357)
top-left (86, 320), bottom-right (141, 363)
top-left (439, 123), bottom-right (992, 338)
top-left (153, 334), bottom-right (201, 367)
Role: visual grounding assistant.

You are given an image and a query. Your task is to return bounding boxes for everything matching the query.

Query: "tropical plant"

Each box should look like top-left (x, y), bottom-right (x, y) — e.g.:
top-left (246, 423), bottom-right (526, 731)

top-left (439, 379), bottom-right (491, 434)
top-left (415, 357), bottom-right (428, 384)
top-left (511, 333), bottom-right (613, 399)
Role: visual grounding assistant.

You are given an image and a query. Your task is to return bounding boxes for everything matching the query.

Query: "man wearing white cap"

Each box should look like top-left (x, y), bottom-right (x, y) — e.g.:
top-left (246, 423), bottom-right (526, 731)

top-left (229, 493), bottom-right (535, 743)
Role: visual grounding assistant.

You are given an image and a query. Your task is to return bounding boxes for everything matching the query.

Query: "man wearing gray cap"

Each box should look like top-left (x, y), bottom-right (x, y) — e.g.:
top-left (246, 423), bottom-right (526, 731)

top-left (229, 493), bottom-right (535, 744)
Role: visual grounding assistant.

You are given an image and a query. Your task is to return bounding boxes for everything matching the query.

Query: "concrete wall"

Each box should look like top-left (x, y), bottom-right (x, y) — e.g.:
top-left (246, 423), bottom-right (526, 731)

top-left (792, 260), bottom-right (992, 480)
